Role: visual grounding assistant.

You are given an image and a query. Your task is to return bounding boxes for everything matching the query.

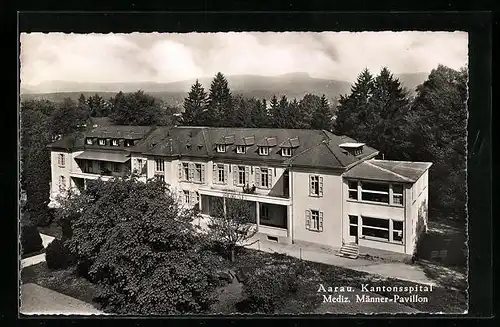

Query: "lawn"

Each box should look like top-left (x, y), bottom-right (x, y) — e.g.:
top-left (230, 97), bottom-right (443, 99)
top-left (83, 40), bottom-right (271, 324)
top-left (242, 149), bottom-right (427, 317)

top-left (21, 262), bottom-right (103, 310)
top-left (21, 247), bottom-right (467, 315)
top-left (225, 248), bottom-right (467, 314)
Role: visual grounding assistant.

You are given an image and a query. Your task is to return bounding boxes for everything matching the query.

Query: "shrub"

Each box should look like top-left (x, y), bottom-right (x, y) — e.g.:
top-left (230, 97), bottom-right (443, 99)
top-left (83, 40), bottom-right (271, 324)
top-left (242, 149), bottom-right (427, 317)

top-left (20, 225), bottom-right (43, 256)
top-left (241, 264), bottom-right (298, 313)
top-left (46, 239), bottom-right (75, 270)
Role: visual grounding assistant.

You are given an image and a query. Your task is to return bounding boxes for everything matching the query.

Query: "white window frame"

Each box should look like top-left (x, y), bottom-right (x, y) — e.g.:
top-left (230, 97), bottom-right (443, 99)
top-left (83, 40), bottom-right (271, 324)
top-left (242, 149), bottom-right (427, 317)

top-left (360, 181), bottom-right (390, 204)
top-left (217, 144), bottom-right (226, 153)
top-left (98, 139), bottom-right (106, 146)
top-left (258, 146), bottom-right (269, 156)
top-left (309, 175), bottom-right (323, 197)
top-left (348, 215), bottom-right (358, 237)
top-left (236, 145), bottom-right (246, 154)
top-left (306, 209), bottom-right (323, 232)
top-left (348, 181), bottom-right (358, 200)
top-left (281, 147), bottom-right (292, 157)
top-left (392, 184), bottom-right (404, 206)
top-left (86, 138), bottom-right (93, 145)
top-left (183, 190), bottom-right (190, 204)
top-left (155, 158), bottom-right (164, 172)
top-left (182, 162), bottom-right (189, 181)
top-left (217, 164), bottom-right (225, 183)
top-left (360, 216), bottom-right (404, 244)
top-left (261, 168), bottom-right (270, 188)
top-left (111, 139), bottom-right (119, 146)
top-left (194, 163), bottom-right (202, 182)
top-left (57, 154), bottom-right (65, 167)
top-left (238, 166), bottom-right (246, 185)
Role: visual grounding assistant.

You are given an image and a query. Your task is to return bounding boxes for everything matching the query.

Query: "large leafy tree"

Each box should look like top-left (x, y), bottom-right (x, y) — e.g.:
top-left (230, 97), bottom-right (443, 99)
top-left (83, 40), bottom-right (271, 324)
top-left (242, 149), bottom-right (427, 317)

top-left (183, 79), bottom-right (207, 126)
top-left (59, 177), bottom-right (220, 314)
top-left (311, 94), bottom-right (333, 130)
top-left (50, 98), bottom-right (91, 136)
top-left (404, 65), bottom-right (468, 220)
top-left (206, 72), bottom-right (233, 127)
top-left (109, 90), bottom-right (166, 126)
top-left (87, 93), bottom-right (108, 117)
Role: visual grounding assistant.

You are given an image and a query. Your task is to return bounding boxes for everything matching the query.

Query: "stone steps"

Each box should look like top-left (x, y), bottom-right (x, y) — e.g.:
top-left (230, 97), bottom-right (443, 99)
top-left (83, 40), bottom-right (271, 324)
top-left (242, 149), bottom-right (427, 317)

top-left (337, 242), bottom-right (359, 259)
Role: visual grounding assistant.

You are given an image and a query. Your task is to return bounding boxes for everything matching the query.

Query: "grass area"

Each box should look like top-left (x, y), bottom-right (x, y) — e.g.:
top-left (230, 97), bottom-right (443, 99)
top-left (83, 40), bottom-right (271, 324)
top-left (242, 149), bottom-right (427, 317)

top-left (225, 248), bottom-right (467, 314)
top-left (21, 262), bottom-right (102, 309)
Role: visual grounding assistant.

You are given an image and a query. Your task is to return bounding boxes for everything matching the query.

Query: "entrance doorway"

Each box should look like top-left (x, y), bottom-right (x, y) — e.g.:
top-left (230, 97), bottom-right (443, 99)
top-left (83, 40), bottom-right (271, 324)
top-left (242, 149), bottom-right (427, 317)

top-left (347, 215), bottom-right (359, 243)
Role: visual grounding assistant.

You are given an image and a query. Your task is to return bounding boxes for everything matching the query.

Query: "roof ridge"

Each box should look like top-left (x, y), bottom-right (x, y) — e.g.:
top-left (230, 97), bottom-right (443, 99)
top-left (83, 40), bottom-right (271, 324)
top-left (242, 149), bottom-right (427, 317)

top-left (365, 160), bottom-right (414, 182)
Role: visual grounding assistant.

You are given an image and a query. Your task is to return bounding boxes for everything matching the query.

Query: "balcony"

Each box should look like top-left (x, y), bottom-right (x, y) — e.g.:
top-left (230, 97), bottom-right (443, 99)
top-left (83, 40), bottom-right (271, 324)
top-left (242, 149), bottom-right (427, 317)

top-left (198, 185), bottom-right (291, 206)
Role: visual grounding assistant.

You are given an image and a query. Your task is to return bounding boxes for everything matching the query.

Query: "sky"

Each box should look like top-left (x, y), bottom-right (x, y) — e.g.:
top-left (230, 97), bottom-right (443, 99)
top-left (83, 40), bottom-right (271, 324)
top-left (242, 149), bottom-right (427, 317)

top-left (20, 31), bottom-right (468, 87)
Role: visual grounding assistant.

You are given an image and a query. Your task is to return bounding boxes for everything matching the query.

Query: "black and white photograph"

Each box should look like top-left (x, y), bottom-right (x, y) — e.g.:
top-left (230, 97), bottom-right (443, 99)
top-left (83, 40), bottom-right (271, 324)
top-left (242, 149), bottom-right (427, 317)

top-left (19, 30), bottom-right (469, 315)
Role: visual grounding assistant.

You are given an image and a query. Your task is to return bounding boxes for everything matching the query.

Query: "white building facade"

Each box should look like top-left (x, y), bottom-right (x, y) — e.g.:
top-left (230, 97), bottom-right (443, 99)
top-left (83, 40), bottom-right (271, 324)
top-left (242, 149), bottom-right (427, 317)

top-left (48, 126), bottom-right (431, 259)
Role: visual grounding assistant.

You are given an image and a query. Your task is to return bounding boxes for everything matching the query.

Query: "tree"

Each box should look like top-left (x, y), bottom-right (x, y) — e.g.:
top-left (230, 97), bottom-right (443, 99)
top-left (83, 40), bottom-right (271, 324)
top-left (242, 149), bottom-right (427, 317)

top-left (206, 72), bottom-right (233, 127)
top-left (232, 95), bottom-right (252, 127)
top-left (50, 98), bottom-right (90, 137)
top-left (249, 99), bottom-right (270, 128)
top-left (286, 98), bottom-right (302, 129)
top-left (268, 95), bottom-right (280, 128)
top-left (298, 93), bottom-right (322, 128)
top-left (87, 93), bottom-right (108, 117)
top-left (364, 67), bottom-right (412, 159)
top-left (311, 94), bottom-right (333, 130)
top-left (405, 65), bottom-right (468, 220)
top-left (109, 90), bottom-right (166, 126)
top-left (183, 80), bottom-right (207, 126)
top-left (333, 68), bottom-right (375, 136)
top-left (59, 177), bottom-right (220, 314)
top-left (207, 193), bottom-right (257, 262)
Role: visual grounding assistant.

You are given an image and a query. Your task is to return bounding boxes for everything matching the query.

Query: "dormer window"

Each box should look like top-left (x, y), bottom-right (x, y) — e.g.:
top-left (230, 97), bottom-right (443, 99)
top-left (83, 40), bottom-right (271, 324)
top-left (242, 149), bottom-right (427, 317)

top-left (217, 144), bottom-right (226, 153)
top-left (124, 140), bottom-right (134, 147)
top-left (339, 142), bottom-right (365, 156)
top-left (111, 139), bottom-right (119, 146)
top-left (86, 138), bottom-right (93, 145)
top-left (98, 139), bottom-right (106, 146)
top-left (259, 147), bottom-right (269, 156)
top-left (281, 148), bottom-right (292, 157)
top-left (236, 146), bottom-right (246, 154)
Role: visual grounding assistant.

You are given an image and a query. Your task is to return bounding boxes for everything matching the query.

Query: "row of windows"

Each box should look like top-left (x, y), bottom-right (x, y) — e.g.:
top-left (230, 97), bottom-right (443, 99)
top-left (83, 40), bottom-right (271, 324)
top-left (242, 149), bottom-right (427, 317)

top-left (348, 181), bottom-right (404, 206)
top-left (349, 215), bottom-right (404, 244)
top-left (86, 138), bottom-right (135, 147)
top-left (154, 160), bottom-right (276, 189)
top-left (216, 144), bottom-right (292, 157)
top-left (82, 161), bottom-right (121, 174)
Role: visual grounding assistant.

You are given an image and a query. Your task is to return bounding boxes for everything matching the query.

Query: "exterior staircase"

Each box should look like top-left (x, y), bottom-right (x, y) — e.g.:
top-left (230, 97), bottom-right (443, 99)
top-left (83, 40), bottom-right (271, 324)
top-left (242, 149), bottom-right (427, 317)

top-left (337, 242), bottom-right (359, 259)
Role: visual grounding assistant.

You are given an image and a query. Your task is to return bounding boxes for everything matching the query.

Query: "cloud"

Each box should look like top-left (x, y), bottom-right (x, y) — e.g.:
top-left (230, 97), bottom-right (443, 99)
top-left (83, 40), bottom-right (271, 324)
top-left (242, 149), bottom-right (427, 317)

top-left (20, 31), bottom-right (468, 87)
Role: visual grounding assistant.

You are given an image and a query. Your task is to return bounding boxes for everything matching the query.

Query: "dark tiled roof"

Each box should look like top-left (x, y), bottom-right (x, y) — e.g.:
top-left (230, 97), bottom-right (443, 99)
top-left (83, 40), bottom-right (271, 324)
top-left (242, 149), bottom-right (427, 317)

top-left (279, 137), bottom-right (300, 148)
top-left (86, 126), bottom-right (153, 139)
top-left (49, 126), bottom-right (382, 170)
top-left (343, 160), bottom-right (432, 183)
top-left (47, 133), bottom-right (85, 150)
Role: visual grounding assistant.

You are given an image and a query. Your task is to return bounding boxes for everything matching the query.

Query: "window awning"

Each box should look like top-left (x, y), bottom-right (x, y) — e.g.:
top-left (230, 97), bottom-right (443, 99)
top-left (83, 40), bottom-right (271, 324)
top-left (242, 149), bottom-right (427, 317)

top-left (75, 151), bottom-right (130, 163)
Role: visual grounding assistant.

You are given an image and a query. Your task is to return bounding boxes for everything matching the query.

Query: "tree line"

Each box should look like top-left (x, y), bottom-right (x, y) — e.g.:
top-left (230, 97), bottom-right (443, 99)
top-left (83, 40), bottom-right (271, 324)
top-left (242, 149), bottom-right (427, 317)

top-left (182, 72), bottom-right (334, 130)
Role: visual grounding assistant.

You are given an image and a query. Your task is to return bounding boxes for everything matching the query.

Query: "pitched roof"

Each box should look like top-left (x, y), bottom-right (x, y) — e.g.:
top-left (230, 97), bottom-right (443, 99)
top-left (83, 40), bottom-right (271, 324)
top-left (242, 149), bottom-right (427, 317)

top-left (85, 126), bottom-right (153, 139)
top-left (343, 159), bottom-right (432, 183)
top-left (49, 126), bottom-right (382, 170)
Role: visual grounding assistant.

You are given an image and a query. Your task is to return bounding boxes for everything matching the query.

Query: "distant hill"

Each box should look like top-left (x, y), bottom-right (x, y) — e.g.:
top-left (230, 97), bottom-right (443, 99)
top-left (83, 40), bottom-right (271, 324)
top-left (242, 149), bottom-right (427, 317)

top-left (20, 72), bottom-right (429, 107)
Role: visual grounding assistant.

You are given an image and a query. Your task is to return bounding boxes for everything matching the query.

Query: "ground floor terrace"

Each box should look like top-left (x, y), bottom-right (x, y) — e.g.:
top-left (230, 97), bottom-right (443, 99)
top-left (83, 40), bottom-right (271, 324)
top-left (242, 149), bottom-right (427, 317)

top-left (198, 190), bottom-right (292, 244)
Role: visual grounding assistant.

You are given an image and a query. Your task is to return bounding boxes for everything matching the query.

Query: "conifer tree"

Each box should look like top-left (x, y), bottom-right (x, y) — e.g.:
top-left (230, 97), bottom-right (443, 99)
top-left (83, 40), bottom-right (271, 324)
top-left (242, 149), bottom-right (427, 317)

top-left (311, 94), bottom-right (333, 130)
top-left (269, 95), bottom-right (280, 128)
top-left (183, 80), bottom-right (207, 126)
top-left (207, 72), bottom-right (233, 127)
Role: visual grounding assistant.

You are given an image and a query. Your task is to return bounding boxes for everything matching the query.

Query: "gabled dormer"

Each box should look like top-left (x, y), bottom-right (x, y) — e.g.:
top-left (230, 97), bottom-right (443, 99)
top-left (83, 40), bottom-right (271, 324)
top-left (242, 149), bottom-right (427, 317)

top-left (234, 136), bottom-right (255, 154)
top-left (215, 135), bottom-right (235, 153)
top-left (279, 137), bottom-right (300, 157)
top-left (256, 136), bottom-right (277, 156)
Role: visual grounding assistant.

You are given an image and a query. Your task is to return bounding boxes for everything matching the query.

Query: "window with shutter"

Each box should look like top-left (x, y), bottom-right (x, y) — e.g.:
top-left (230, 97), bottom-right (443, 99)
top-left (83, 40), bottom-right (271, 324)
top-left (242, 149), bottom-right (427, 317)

top-left (178, 190), bottom-right (183, 204)
top-left (268, 170), bottom-right (273, 188)
top-left (245, 166), bottom-right (250, 186)
top-left (309, 175), bottom-right (315, 195)
top-left (212, 164), bottom-right (217, 183)
top-left (178, 163), bottom-right (182, 179)
top-left (319, 211), bottom-right (324, 231)
top-left (319, 177), bottom-right (324, 197)
top-left (224, 165), bottom-right (229, 184)
top-left (305, 210), bottom-right (311, 229)
top-left (188, 163), bottom-right (195, 181)
top-left (255, 168), bottom-right (261, 187)
top-left (201, 164), bottom-right (206, 183)
top-left (233, 165), bottom-right (238, 185)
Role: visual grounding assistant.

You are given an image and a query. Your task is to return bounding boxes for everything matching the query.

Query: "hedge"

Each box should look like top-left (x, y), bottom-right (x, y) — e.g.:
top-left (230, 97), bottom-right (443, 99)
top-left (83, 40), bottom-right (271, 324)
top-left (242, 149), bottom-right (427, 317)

top-left (21, 225), bottom-right (43, 256)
